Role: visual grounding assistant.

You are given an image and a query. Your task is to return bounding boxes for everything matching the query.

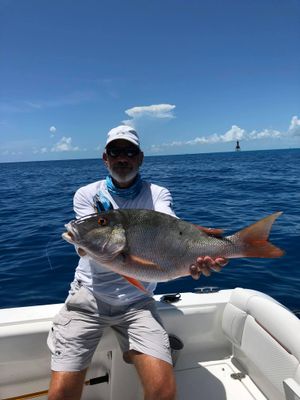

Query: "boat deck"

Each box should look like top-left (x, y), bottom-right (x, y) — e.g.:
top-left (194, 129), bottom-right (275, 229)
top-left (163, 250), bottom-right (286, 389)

top-left (1, 289), bottom-right (300, 400)
top-left (0, 360), bottom-right (266, 400)
top-left (177, 358), bottom-right (267, 400)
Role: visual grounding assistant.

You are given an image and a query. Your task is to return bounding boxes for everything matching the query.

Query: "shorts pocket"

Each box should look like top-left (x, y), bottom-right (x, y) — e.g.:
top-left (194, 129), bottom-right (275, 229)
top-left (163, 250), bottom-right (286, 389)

top-left (66, 285), bottom-right (97, 314)
top-left (53, 313), bottom-right (73, 328)
top-left (48, 311), bottom-right (73, 358)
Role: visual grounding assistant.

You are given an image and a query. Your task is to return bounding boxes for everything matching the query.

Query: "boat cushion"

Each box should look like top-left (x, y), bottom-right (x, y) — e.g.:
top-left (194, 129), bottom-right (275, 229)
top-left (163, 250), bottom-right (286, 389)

top-left (283, 378), bottom-right (300, 400)
top-left (222, 288), bottom-right (300, 400)
top-left (222, 302), bottom-right (247, 346)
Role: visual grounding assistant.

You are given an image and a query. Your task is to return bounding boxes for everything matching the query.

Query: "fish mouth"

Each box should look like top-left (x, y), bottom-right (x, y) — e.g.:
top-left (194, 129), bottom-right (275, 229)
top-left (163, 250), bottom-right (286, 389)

top-left (62, 221), bottom-right (80, 244)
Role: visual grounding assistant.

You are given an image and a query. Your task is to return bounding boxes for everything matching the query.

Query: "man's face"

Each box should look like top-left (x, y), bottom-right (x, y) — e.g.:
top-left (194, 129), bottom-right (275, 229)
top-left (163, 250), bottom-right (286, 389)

top-left (103, 140), bottom-right (144, 186)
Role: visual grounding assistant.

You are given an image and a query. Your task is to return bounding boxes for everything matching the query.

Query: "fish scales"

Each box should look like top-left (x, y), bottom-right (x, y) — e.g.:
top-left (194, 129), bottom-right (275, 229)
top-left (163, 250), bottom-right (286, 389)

top-left (122, 210), bottom-right (200, 279)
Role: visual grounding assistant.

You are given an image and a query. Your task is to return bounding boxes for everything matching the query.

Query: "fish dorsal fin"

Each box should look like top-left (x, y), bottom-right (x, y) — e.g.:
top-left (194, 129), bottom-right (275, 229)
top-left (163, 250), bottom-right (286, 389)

top-left (194, 225), bottom-right (224, 238)
top-left (121, 275), bottom-right (149, 293)
top-left (123, 253), bottom-right (162, 270)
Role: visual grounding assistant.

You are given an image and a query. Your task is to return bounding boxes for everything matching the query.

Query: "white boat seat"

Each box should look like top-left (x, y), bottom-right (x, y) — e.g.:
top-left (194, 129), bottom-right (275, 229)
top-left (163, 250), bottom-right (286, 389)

top-left (283, 378), bottom-right (300, 400)
top-left (222, 288), bottom-right (300, 400)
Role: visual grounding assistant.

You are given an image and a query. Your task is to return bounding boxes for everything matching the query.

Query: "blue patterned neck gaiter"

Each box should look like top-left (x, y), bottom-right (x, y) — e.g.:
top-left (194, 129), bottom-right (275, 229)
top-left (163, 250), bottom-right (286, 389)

top-left (106, 174), bottom-right (143, 199)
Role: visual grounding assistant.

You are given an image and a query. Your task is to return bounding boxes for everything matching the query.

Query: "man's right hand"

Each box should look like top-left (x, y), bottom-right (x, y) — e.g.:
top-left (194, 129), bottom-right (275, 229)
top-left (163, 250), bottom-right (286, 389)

top-left (190, 256), bottom-right (228, 279)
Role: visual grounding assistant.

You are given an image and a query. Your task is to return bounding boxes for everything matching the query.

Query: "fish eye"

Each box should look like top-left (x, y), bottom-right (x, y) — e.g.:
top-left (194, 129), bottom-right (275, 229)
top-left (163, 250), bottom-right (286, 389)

top-left (97, 217), bottom-right (107, 226)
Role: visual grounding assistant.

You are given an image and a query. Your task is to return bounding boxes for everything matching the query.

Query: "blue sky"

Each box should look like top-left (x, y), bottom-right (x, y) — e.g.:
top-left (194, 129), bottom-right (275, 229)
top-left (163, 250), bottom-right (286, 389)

top-left (1, 0), bottom-right (299, 162)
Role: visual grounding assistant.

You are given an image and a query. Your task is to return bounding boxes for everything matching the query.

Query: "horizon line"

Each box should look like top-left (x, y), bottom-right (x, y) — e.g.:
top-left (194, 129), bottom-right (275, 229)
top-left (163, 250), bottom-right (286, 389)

top-left (0, 147), bottom-right (299, 165)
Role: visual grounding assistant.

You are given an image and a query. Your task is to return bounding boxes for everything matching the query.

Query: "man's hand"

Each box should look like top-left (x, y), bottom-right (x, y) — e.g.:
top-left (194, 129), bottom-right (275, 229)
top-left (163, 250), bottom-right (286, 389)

top-left (190, 256), bottom-right (228, 279)
top-left (77, 248), bottom-right (87, 257)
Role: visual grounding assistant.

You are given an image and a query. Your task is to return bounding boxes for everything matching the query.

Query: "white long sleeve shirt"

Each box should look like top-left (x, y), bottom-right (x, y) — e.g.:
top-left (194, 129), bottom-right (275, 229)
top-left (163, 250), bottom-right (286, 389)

top-left (73, 179), bottom-right (175, 305)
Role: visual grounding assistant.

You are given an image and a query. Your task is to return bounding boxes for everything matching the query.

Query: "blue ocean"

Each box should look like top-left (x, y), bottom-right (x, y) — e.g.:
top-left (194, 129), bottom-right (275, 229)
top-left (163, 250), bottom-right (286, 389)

top-left (1, 149), bottom-right (299, 311)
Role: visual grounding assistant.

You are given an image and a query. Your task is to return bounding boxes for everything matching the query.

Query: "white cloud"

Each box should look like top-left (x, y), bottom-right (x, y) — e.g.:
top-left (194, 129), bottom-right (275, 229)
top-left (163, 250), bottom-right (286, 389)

top-left (51, 137), bottom-right (79, 152)
top-left (2, 150), bottom-right (23, 156)
top-left (186, 125), bottom-right (246, 145)
top-left (248, 129), bottom-right (282, 139)
top-left (49, 126), bottom-right (57, 134)
top-left (288, 115), bottom-right (300, 136)
top-left (123, 104), bottom-right (176, 126)
top-left (125, 104), bottom-right (176, 119)
top-left (221, 125), bottom-right (245, 141)
top-left (151, 115), bottom-right (299, 152)
top-left (33, 147), bottom-right (48, 154)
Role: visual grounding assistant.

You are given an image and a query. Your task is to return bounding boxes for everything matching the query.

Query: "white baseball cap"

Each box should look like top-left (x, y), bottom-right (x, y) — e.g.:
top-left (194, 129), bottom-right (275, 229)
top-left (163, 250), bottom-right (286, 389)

top-left (106, 125), bottom-right (140, 148)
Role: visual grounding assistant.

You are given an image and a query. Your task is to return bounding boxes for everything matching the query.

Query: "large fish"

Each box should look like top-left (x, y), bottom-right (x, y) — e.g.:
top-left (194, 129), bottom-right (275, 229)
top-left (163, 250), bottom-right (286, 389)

top-left (62, 209), bottom-right (284, 290)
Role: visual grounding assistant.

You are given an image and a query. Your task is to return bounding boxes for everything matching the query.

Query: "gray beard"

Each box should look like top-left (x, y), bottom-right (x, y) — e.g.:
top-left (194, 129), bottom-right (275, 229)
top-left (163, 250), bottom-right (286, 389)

top-left (108, 168), bottom-right (138, 185)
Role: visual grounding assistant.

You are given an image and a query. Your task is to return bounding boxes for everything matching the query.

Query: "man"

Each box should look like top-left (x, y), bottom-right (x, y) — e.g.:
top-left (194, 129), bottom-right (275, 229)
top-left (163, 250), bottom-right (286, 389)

top-left (47, 125), bottom-right (227, 400)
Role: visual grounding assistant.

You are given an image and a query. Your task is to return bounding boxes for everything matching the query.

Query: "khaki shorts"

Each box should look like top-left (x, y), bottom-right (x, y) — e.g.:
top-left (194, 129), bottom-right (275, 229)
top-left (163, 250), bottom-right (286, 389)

top-left (47, 281), bottom-right (172, 371)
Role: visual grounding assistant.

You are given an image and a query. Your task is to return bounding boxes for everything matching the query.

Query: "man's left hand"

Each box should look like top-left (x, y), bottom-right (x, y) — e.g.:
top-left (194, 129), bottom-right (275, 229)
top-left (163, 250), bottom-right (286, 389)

top-left (190, 256), bottom-right (228, 279)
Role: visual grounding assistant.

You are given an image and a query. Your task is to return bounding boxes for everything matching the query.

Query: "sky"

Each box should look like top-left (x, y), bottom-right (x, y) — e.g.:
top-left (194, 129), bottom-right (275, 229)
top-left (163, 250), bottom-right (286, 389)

top-left (0, 0), bottom-right (300, 162)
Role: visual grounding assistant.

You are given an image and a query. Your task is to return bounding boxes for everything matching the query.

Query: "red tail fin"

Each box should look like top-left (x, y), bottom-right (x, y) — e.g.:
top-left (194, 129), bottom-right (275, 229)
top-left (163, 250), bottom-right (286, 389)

top-left (231, 212), bottom-right (284, 258)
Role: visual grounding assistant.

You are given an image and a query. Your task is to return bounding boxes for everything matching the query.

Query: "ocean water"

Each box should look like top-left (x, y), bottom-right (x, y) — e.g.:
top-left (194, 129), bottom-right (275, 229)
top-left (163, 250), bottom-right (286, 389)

top-left (0, 149), bottom-right (299, 311)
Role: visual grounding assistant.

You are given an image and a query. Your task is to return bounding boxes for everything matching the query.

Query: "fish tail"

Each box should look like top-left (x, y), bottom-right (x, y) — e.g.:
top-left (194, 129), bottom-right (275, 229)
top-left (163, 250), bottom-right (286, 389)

top-left (230, 212), bottom-right (284, 258)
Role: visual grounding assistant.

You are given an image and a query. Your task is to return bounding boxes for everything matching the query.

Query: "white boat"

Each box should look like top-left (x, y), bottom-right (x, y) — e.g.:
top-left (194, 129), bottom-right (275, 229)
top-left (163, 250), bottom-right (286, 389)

top-left (1, 287), bottom-right (300, 400)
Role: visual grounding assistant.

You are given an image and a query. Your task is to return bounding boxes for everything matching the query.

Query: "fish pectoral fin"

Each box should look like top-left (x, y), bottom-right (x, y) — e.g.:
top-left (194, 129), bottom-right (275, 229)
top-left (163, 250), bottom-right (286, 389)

top-left (121, 275), bottom-right (149, 293)
top-left (194, 225), bottom-right (224, 238)
top-left (124, 254), bottom-right (162, 270)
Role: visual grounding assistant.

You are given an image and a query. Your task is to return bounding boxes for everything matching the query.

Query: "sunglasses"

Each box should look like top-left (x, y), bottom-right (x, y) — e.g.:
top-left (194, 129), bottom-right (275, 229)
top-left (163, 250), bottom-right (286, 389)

top-left (106, 147), bottom-right (140, 158)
